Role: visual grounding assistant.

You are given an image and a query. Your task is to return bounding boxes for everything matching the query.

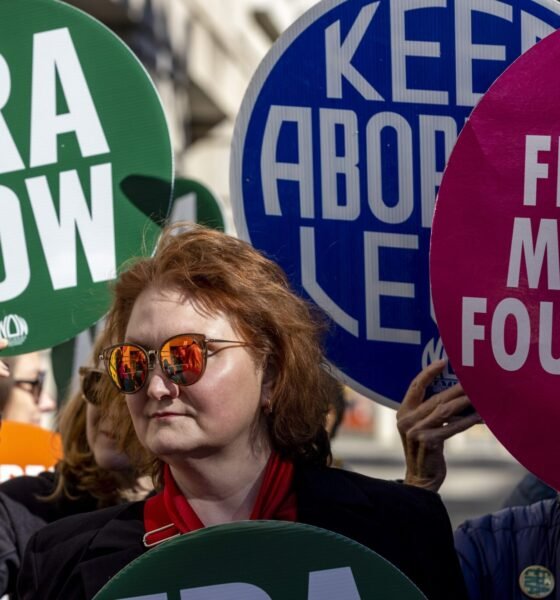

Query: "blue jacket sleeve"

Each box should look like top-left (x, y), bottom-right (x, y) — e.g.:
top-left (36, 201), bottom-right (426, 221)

top-left (454, 521), bottom-right (486, 600)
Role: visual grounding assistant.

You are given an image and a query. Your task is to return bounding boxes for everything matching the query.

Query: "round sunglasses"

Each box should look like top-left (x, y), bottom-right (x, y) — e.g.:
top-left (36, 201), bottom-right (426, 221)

top-left (99, 333), bottom-right (248, 394)
top-left (78, 366), bottom-right (105, 406)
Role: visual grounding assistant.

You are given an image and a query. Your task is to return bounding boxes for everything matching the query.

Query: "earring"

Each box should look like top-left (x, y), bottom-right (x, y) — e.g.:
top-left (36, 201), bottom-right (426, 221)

top-left (262, 399), bottom-right (273, 415)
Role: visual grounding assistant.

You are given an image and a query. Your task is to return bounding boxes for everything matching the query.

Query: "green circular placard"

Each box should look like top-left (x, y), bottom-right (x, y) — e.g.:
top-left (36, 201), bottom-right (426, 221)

top-left (172, 178), bottom-right (226, 232)
top-left (0, 0), bottom-right (172, 355)
top-left (93, 521), bottom-right (426, 599)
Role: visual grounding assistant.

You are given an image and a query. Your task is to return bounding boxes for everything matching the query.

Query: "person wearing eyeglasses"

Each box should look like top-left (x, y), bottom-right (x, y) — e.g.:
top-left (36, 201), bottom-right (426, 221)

top-left (18, 225), bottom-right (468, 600)
top-left (0, 336), bottom-right (151, 597)
top-left (0, 350), bottom-right (55, 427)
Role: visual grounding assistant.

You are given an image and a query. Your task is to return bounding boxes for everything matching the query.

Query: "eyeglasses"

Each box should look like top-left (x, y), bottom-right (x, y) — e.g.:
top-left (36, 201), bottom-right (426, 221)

top-left (14, 371), bottom-right (46, 403)
top-left (79, 366), bottom-right (104, 406)
top-left (99, 333), bottom-right (249, 394)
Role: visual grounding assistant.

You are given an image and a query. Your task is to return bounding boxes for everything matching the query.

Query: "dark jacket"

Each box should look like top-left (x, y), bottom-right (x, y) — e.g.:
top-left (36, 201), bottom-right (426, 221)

top-left (0, 493), bottom-right (46, 596)
top-left (0, 470), bottom-right (104, 598)
top-left (18, 464), bottom-right (468, 600)
top-left (455, 497), bottom-right (560, 600)
top-left (0, 471), bottom-right (98, 523)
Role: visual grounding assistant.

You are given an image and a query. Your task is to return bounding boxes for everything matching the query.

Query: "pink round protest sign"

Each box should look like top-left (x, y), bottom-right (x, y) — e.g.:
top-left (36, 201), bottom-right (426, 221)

top-left (431, 29), bottom-right (560, 491)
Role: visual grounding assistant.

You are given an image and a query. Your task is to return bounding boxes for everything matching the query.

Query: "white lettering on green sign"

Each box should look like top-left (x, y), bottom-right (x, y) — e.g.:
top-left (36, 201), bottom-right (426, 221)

top-left (117, 567), bottom-right (362, 600)
top-left (0, 26), bottom-right (115, 303)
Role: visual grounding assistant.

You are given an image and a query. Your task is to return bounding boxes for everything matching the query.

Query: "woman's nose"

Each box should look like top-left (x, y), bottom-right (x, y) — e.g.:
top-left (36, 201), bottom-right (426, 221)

top-left (145, 366), bottom-right (179, 401)
top-left (38, 390), bottom-right (56, 413)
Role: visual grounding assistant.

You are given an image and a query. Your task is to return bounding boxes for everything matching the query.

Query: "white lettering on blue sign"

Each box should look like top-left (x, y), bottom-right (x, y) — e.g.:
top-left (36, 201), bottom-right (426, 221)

top-left (325, 2), bottom-right (384, 100)
top-left (232, 0), bottom-right (560, 404)
top-left (364, 231), bottom-right (420, 343)
top-left (455, 0), bottom-right (513, 106)
top-left (262, 105), bottom-right (314, 218)
top-left (320, 108), bottom-right (361, 221)
top-left (390, 0), bottom-right (448, 105)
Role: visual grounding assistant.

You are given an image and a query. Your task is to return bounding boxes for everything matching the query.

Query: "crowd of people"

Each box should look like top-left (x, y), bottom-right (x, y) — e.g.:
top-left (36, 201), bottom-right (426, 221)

top-left (0, 224), bottom-right (552, 599)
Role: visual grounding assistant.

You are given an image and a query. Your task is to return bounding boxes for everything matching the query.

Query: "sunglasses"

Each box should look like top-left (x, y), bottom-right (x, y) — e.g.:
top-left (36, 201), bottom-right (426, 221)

top-left (99, 333), bottom-right (248, 394)
top-left (14, 371), bottom-right (46, 403)
top-left (79, 366), bottom-right (105, 406)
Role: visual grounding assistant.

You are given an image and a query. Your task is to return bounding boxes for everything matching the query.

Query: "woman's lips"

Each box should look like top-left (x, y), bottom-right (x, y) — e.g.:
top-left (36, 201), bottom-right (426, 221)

top-left (150, 411), bottom-right (186, 419)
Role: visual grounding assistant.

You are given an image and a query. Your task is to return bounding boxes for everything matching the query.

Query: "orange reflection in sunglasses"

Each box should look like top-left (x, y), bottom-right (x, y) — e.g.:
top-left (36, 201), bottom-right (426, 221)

top-left (161, 336), bottom-right (204, 385)
top-left (108, 335), bottom-right (206, 392)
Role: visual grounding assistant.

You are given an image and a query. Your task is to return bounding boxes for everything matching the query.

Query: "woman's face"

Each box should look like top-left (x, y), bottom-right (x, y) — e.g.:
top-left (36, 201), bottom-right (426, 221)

top-left (85, 402), bottom-right (131, 471)
top-left (124, 287), bottom-right (270, 463)
top-left (3, 352), bottom-right (48, 426)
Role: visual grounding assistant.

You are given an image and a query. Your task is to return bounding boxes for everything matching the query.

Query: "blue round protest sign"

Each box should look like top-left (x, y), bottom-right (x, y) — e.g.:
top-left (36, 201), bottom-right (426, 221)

top-left (231, 0), bottom-right (560, 405)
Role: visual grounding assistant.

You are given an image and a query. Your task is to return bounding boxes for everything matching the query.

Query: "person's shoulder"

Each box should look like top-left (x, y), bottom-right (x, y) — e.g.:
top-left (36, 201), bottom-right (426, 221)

top-left (301, 463), bottom-right (442, 500)
top-left (295, 464), bottom-right (468, 600)
top-left (0, 471), bottom-right (55, 500)
top-left (458, 496), bottom-right (560, 538)
top-left (19, 501), bottom-right (146, 600)
top-left (454, 497), bottom-right (560, 570)
top-left (296, 463), bottom-right (446, 518)
top-left (0, 491), bottom-right (45, 529)
top-left (30, 499), bottom-right (145, 550)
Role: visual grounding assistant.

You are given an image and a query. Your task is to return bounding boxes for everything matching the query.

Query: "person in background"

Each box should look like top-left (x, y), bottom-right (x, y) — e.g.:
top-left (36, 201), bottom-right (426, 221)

top-left (0, 351), bottom-right (55, 426)
top-left (397, 360), bottom-right (560, 600)
top-left (501, 472), bottom-right (557, 508)
top-left (0, 336), bottom-right (151, 597)
top-left (19, 225), bottom-right (467, 600)
top-left (0, 339), bottom-right (46, 596)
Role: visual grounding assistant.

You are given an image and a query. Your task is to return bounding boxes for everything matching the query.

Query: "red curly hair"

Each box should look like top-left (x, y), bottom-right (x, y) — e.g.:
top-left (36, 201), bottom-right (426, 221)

top-left (104, 224), bottom-right (333, 479)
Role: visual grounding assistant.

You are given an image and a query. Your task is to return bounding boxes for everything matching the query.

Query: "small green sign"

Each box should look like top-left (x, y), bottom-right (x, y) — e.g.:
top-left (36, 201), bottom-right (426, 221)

top-left (171, 178), bottom-right (226, 232)
top-left (0, 0), bottom-right (172, 355)
top-left (94, 521), bottom-right (426, 599)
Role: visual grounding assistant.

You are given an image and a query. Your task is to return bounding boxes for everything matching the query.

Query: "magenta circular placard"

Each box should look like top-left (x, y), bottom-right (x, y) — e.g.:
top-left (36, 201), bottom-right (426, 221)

top-left (431, 29), bottom-right (560, 491)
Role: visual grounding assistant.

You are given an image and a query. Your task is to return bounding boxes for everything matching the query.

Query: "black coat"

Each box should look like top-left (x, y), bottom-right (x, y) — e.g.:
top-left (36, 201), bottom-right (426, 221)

top-left (18, 464), bottom-right (468, 599)
top-left (0, 471), bottom-right (99, 523)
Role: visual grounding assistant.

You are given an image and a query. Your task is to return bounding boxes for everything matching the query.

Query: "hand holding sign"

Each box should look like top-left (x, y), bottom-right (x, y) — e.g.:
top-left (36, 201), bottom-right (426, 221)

top-left (397, 360), bottom-right (481, 492)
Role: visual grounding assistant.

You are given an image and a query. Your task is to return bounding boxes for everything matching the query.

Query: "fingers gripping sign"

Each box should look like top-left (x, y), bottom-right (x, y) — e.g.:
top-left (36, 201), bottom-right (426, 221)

top-left (397, 360), bottom-right (482, 492)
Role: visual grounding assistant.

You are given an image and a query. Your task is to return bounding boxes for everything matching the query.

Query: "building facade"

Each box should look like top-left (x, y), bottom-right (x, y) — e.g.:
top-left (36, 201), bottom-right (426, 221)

top-left (67, 0), bottom-right (316, 229)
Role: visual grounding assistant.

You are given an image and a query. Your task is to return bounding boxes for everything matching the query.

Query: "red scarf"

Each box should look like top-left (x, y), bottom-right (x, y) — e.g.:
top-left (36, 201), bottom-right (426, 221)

top-left (143, 453), bottom-right (296, 547)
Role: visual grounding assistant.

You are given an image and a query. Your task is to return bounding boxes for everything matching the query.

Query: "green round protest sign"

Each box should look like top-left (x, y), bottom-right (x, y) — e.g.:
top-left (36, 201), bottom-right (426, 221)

top-left (172, 178), bottom-right (226, 232)
top-left (94, 521), bottom-right (426, 599)
top-left (0, 0), bottom-right (172, 355)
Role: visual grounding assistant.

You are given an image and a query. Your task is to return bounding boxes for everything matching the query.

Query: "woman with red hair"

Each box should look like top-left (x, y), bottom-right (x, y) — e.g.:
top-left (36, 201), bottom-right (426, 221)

top-left (19, 225), bottom-right (467, 600)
